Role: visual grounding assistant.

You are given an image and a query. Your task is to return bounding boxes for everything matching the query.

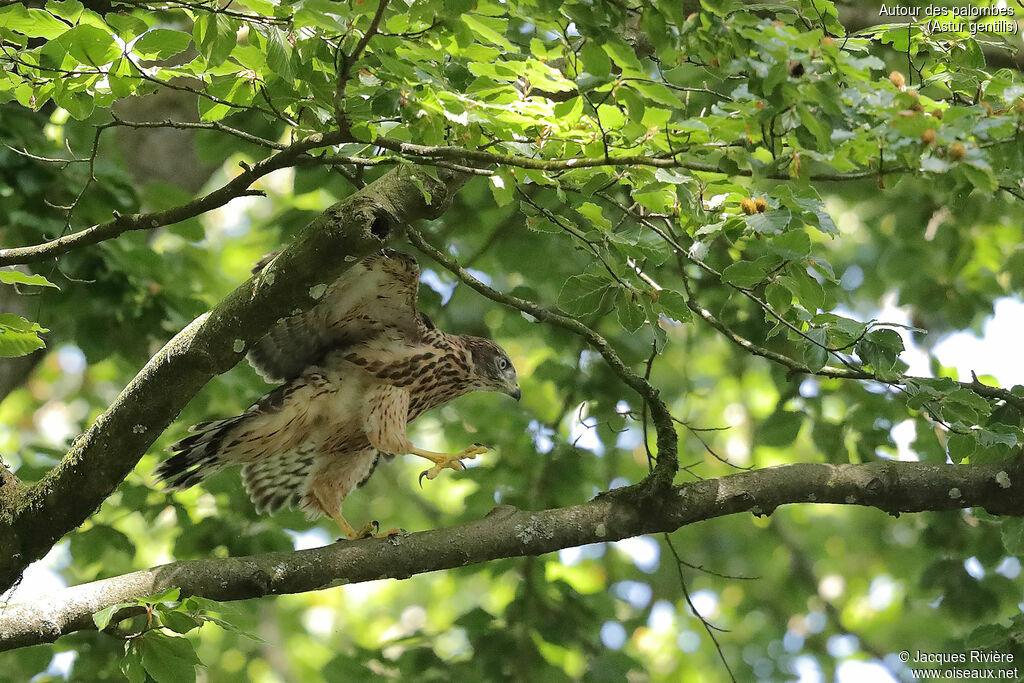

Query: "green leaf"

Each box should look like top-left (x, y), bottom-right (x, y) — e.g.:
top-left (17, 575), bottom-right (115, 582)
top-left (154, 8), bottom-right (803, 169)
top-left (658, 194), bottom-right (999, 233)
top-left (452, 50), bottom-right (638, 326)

top-left (55, 88), bottom-right (94, 120)
top-left (92, 603), bottom-right (122, 630)
top-left (0, 270), bottom-right (59, 288)
top-left (615, 290), bottom-right (645, 332)
top-left (947, 432), bottom-right (976, 461)
top-left (757, 411), bottom-right (803, 448)
top-left (0, 6), bottom-right (72, 39)
top-left (264, 27), bottom-right (294, 82)
top-left (1003, 519), bottom-right (1024, 556)
top-left (856, 333), bottom-right (903, 381)
top-left (198, 74), bottom-right (254, 121)
top-left (460, 14), bottom-right (515, 51)
top-left (193, 13), bottom-right (236, 68)
top-left (803, 328), bottom-right (828, 372)
top-left (489, 169), bottom-right (515, 207)
top-left (960, 163), bottom-right (997, 192)
top-left (159, 609), bottom-right (201, 634)
top-left (137, 587), bottom-right (181, 605)
top-left (133, 29), bottom-right (192, 60)
top-left (721, 261), bottom-right (768, 288)
top-left (615, 86), bottom-right (645, 124)
top-left (122, 644), bottom-right (147, 683)
top-left (769, 230), bottom-right (811, 258)
top-left (0, 314), bottom-right (48, 357)
top-left (557, 274), bottom-right (613, 316)
top-left (577, 202), bottom-right (611, 231)
top-left (603, 39), bottom-right (643, 74)
top-left (656, 289), bottom-right (692, 323)
top-left (866, 328), bottom-right (904, 353)
top-left (581, 41), bottom-right (611, 79)
top-left (780, 267), bottom-right (825, 312)
top-left (138, 631), bottom-right (201, 683)
top-left (745, 209), bottom-right (792, 235)
top-left (765, 282), bottom-right (792, 313)
top-left (59, 24), bottom-right (121, 65)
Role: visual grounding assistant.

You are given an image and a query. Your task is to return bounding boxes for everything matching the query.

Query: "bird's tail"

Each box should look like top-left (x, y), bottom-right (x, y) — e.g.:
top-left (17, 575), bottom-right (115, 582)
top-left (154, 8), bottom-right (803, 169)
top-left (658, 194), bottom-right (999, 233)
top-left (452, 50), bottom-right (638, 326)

top-left (155, 415), bottom-right (248, 489)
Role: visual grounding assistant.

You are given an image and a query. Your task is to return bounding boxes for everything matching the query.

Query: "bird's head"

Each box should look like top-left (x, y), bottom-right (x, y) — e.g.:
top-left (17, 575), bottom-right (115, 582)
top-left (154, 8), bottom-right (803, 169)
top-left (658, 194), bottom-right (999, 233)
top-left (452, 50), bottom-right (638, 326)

top-left (465, 336), bottom-right (521, 401)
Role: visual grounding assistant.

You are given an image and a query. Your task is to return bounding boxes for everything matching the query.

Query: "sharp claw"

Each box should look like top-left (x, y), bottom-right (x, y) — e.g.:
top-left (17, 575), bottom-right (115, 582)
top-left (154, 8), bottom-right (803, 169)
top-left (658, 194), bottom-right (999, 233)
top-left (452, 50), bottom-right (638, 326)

top-left (372, 520), bottom-right (380, 533)
top-left (419, 470), bottom-right (428, 487)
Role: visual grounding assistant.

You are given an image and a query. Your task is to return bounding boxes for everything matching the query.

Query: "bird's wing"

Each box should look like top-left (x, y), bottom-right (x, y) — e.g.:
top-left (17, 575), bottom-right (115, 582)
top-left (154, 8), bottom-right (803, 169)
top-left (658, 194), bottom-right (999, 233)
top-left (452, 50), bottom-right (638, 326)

top-left (247, 250), bottom-right (426, 382)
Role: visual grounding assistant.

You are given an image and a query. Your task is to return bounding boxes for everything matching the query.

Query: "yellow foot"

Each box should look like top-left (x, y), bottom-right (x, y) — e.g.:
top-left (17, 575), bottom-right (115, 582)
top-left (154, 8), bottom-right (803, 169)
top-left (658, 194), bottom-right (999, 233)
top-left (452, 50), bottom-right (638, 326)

top-left (414, 443), bottom-right (489, 486)
top-left (335, 520), bottom-right (404, 541)
top-left (373, 526), bottom-right (403, 538)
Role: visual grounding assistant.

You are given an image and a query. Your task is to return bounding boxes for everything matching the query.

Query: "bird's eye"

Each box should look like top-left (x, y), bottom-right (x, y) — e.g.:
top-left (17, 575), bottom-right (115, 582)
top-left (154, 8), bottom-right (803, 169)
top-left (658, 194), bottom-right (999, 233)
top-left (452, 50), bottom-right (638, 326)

top-left (498, 357), bottom-right (508, 370)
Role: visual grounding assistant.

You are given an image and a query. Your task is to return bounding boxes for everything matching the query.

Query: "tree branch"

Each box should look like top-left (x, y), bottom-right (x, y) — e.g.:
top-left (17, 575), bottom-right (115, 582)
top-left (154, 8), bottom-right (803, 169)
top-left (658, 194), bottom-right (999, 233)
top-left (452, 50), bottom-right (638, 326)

top-left (0, 166), bottom-right (469, 594)
top-left (687, 297), bottom-right (1024, 413)
top-left (3, 458), bottom-right (1023, 651)
top-left (0, 130), bottom-right (352, 267)
top-left (371, 135), bottom-right (906, 181)
top-left (334, 0), bottom-right (391, 131)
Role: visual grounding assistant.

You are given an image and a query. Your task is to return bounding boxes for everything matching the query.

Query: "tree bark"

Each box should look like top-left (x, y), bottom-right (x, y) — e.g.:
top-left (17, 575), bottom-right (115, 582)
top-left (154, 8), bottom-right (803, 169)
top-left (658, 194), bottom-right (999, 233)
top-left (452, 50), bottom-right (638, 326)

top-left (2, 458), bottom-right (1023, 651)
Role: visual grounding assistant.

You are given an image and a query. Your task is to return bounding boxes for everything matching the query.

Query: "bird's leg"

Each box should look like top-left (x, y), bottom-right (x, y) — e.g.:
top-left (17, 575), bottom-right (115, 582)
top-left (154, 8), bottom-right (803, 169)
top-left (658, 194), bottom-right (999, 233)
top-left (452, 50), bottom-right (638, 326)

top-left (328, 509), bottom-right (377, 541)
top-left (328, 512), bottom-right (401, 539)
top-left (313, 491), bottom-right (378, 540)
top-left (410, 443), bottom-right (489, 484)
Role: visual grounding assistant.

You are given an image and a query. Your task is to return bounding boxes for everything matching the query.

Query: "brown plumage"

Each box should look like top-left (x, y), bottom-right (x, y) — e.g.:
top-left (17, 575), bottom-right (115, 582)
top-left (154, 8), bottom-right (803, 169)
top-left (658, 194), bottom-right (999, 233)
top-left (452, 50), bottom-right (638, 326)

top-left (155, 250), bottom-right (520, 539)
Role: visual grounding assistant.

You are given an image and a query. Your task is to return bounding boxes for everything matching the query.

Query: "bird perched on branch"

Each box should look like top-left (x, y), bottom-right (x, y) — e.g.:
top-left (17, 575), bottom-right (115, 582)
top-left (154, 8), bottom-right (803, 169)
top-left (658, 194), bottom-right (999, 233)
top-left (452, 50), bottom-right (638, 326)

top-left (155, 250), bottom-right (520, 539)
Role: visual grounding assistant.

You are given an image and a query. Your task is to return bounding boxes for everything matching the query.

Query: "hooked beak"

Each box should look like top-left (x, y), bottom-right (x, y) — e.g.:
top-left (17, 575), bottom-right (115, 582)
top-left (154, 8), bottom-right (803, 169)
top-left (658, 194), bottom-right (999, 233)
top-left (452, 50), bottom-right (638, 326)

top-left (508, 383), bottom-right (521, 401)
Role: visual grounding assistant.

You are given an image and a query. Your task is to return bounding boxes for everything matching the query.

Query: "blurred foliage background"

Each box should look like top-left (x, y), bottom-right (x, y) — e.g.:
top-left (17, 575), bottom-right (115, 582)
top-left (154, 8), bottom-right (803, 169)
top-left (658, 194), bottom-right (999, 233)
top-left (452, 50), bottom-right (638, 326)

top-left (2, 0), bottom-right (1024, 680)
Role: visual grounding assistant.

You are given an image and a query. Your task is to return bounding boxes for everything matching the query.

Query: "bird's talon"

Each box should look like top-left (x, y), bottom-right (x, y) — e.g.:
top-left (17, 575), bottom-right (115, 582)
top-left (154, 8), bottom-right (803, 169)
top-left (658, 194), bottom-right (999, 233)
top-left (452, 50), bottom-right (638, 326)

top-left (353, 522), bottom-right (377, 539)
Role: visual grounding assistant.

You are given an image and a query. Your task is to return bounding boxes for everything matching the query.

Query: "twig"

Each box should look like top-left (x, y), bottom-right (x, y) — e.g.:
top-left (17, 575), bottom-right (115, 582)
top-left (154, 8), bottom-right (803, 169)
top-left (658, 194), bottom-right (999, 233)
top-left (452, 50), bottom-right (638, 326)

top-left (0, 130), bottom-right (353, 266)
top-left (334, 0), bottom-right (391, 130)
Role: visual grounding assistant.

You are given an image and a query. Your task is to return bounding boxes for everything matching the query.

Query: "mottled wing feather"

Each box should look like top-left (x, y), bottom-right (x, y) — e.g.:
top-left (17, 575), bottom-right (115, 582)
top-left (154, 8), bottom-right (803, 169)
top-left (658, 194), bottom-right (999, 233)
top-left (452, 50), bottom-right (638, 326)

top-left (247, 250), bottom-right (423, 382)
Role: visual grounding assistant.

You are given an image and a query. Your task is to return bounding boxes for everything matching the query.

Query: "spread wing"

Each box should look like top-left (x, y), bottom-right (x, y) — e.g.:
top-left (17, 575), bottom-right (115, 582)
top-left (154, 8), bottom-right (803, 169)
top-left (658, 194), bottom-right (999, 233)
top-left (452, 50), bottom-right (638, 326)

top-left (247, 249), bottom-right (425, 382)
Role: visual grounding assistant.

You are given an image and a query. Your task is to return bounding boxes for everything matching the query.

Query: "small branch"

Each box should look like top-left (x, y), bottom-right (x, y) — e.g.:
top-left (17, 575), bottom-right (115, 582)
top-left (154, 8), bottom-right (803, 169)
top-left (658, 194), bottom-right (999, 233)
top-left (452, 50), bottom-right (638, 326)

top-left (406, 228), bottom-right (679, 486)
top-left (687, 298), bottom-right (1024, 413)
top-left (664, 533), bottom-right (737, 682)
top-left (334, 0), bottom-right (391, 130)
top-left (0, 130), bottom-right (353, 266)
top-left (104, 115), bottom-right (287, 150)
top-left (372, 135), bottom-right (907, 181)
top-left (4, 458), bottom-right (1024, 651)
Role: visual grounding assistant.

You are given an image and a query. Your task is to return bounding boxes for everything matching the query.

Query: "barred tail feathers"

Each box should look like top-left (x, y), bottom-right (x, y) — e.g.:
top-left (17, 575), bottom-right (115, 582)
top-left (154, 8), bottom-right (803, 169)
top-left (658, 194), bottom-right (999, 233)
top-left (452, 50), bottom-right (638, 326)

top-left (241, 447), bottom-right (316, 514)
top-left (156, 415), bottom-right (247, 489)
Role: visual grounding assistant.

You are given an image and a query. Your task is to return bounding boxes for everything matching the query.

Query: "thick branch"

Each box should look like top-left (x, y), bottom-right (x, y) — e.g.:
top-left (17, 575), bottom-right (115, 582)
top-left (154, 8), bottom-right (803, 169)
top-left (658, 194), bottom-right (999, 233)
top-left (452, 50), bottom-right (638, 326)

top-left (3, 458), bottom-right (1023, 651)
top-left (0, 166), bottom-right (468, 594)
top-left (0, 131), bottom-right (351, 267)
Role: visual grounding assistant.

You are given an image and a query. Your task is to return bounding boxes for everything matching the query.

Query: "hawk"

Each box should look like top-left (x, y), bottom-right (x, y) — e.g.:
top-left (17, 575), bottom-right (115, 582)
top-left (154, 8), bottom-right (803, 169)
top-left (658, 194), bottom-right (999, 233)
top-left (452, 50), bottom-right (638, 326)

top-left (155, 250), bottom-right (520, 539)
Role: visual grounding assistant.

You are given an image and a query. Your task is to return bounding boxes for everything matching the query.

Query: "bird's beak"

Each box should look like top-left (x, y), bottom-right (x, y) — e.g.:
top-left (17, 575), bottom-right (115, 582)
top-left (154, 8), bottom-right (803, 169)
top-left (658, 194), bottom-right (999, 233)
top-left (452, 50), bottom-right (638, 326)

top-left (508, 383), bottom-right (521, 401)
